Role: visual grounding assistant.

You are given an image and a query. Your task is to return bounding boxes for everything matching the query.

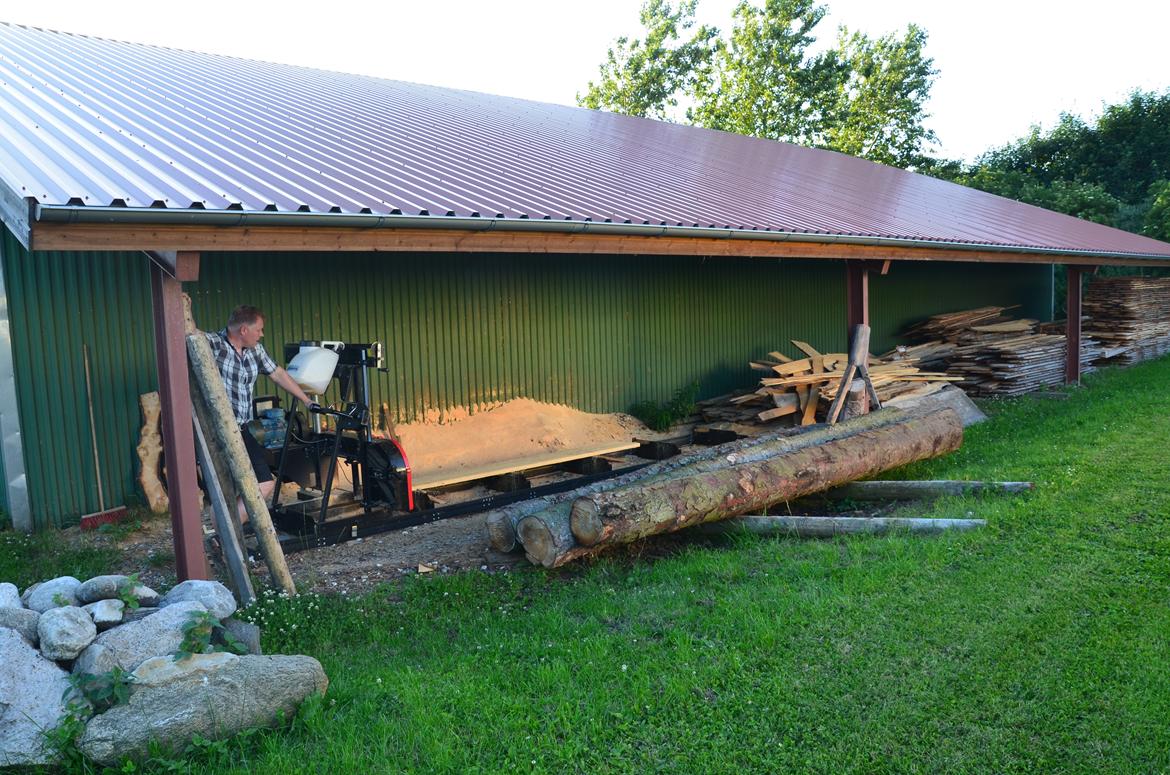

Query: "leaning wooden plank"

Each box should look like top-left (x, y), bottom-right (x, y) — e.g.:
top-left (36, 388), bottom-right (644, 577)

top-left (692, 515), bottom-right (986, 537)
top-left (192, 412), bottom-right (255, 606)
top-left (546, 408), bottom-right (963, 567)
top-left (772, 358), bottom-right (813, 376)
top-left (488, 406), bottom-right (923, 553)
top-left (791, 340), bottom-right (823, 358)
top-left (186, 332), bottom-right (296, 596)
top-left (823, 480), bottom-right (1032, 500)
top-left (757, 403), bottom-right (799, 422)
top-left (413, 440), bottom-right (640, 491)
top-left (767, 351), bottom-right (793, 363)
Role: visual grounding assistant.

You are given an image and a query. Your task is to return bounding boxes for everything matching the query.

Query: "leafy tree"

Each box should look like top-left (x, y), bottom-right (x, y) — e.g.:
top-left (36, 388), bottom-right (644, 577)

top-left (580, 0), bottom-right (937, 167)
top-left (578, 0), bottom-right (717, 120)
top-left (1145, 180), bottom-right (1170, 242)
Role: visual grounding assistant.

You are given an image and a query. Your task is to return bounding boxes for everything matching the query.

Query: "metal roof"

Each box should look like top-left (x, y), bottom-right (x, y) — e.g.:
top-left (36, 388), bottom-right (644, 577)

top-left (2, 22), bottom-right (1169, 260)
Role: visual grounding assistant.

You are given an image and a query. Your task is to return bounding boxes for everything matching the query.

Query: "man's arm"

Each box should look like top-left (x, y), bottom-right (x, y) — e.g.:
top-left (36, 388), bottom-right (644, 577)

top-left (268, 367), bottom-right (317, 407)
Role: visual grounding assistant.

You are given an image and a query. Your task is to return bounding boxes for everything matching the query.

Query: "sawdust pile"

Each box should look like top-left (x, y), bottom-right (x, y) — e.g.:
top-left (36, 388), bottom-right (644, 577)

top-left (392, 398), bottom-right (645, 477)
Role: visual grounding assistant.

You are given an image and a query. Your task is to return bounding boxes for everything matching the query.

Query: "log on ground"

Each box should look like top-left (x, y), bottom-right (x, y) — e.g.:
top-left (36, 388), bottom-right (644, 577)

top-left (693, 515), bottom-right (986, 537)
top-left (489, 405), bottom-right (927, 553)
top-left (822, 480), bottom-right (1032, 500)
top-left (558, 408), bottom-right (962, 566)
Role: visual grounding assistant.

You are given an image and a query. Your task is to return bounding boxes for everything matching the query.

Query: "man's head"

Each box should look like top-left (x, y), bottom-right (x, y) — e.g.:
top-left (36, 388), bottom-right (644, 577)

top-left (227, 305), bottom-right (265, 349)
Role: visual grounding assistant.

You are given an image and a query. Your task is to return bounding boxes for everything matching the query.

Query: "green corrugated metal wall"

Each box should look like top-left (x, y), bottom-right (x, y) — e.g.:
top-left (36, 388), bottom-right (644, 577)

top-left (1, 231), bottom-right (1051, 528)
top-left (1, 228), bottom-right (158, 528)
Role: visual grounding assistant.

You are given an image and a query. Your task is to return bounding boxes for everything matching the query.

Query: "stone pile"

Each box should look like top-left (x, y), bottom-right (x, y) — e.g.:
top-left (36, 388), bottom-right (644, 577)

top-left (0, 576), bottom-right (327, 767)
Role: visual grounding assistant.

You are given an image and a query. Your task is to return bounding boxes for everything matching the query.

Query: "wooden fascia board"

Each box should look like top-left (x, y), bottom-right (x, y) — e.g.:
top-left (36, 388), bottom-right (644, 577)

top-left (29, 222), bottom-right (1170, 267)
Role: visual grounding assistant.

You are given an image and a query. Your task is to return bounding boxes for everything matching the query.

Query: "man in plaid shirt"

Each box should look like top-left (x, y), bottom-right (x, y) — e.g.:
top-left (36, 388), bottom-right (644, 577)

top-left (206, 305), bottom-right (317, 524)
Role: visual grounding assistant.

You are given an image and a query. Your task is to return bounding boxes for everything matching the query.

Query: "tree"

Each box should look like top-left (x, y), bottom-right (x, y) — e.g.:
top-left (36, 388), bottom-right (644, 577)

top-left (579, 0), bottom-right (937, 168)
top-left (577, 0), bottom-right (717, 120)
top-left (1145, 180), bottom-right (1170, 242)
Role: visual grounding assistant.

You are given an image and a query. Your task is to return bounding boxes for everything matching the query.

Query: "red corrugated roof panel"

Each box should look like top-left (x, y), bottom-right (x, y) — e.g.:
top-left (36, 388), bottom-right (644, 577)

top-left (1, 22), bottom-right (1168, 259)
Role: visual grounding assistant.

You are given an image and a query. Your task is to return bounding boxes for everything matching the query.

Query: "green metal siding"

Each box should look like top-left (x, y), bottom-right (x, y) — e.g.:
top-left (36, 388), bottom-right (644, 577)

top-left (1, 228), bottom-right (158, 529)
top-left (3, 235), bottom-right (1051, 528)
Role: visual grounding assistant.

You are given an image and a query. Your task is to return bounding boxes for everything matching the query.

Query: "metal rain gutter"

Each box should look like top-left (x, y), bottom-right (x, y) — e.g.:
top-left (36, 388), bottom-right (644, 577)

top-left (32, 204), bottom-right (1170, 262)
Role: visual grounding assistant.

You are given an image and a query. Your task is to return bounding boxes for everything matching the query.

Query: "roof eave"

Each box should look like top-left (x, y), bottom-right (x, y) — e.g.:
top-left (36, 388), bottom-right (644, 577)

top-left (29, 204), bottom-right (1170, 265)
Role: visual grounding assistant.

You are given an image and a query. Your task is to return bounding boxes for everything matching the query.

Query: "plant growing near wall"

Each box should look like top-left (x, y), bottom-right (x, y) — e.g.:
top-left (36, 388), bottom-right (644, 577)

top-left (630, 381), bottom-right (700, 431)
top-left (175, 610), bottom-right (248, 661)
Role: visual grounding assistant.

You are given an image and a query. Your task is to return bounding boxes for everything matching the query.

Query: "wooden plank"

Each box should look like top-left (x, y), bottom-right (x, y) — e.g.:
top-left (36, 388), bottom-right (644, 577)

top-left (30, 223), bottom-right (1164, 267)
top-left (791, 340), bottom-right (823, 358)
top-left (757, 403), bottom-right (799, 421)
top-left (802, 351), bottom-right (823, 426)
top-left (767, 351), bottom-right (793, 363)
top-left (412, 440), bottom-right (641, 490)
top-left (772, 358), bottom-right (813, 376)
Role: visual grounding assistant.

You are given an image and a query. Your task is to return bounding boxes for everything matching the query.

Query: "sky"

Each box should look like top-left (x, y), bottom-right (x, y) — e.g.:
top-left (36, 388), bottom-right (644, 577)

top-left (4, 0), bottom-right (1168, 162)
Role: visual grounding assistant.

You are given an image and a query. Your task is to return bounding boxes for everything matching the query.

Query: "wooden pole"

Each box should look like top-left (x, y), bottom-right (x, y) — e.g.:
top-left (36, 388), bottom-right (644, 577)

top-left (823, 480), bottom-right (1033, 500)
top-left (846, 260), bottom-right (869, 333)
top-left (192, 413), bottom-right (255, 606)
top-left (1065, 265), bottom-right (1091, 384)
top-left (150, 257), bottom-right (206, 581)
top-left (693, 515), bottom-right (986, 537)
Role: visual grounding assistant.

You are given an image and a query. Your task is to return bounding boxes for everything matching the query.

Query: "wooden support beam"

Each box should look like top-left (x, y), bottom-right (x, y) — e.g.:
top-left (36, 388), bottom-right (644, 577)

top-left (150, 252), bottom-right (206, 581)
top-left (30, 222), bottom-right (1170, 267)
top-left (845, 260), bottom-right (869, 333)
top-left (1065, 265), bottom-right (1092, 384)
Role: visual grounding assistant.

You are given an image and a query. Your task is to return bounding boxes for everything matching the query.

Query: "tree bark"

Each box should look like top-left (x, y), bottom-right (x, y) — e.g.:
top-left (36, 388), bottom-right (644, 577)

top-left (136, 392), bottom-right (168, 514)
top-left (692, 515), bottom-right (986, 537)
top-left (561, 408), bottom-right (961, 565)
top-left (186, 332), bottom-right (296, 595)
top-left (823, 480), bottom-right (1033, 500)
top-left (487, 406), bottom-right (921, 553)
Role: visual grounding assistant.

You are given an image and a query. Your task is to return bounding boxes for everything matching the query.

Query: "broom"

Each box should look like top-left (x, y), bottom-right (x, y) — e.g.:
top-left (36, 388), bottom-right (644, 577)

top-left (80, 344), bottom-right (129, 529)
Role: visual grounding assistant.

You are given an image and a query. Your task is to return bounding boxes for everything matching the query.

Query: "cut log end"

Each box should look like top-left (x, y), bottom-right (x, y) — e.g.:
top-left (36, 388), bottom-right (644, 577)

top-left (485, 512), bottom-right (519, 553)
top-left (569, 500), bottom-right (604, 547)
top-left (516, 516), bottom-right (557, 568)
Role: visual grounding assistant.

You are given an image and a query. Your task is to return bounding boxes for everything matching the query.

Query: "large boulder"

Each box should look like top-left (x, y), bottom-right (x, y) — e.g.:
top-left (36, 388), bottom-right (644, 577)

top-left (78, 654), bottom-right (328, 765)
top-left (0, 607), bottom-right (40, 645)
top-left (78, 575), bottom-right (160, 607)
top-left (73, 601), bottom-right (205, 675)
top-left (131, 652), bottom-right (239, 688)
top-left (83, 599), bottom-right (125, 631)
top-left (159, 580), bottom-right (237, 620)
top-left (39, 606), bottom-right (97, 661)
top-left (0, 627), bottom-right (71, 766)
top-left (25, 576), bottom-right (82, 612)
top-left (0, 582), bottom-right (20, 609)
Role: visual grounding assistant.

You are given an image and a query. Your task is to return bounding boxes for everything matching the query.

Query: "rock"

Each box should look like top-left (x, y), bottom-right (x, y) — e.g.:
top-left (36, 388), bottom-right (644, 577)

top-left (79, 654), bottom-right (328, 765)
top-left (131, 652), bottom-right (239, 687)
top-left (122, 606), bottom-right (160, 623)
top-left (0, 628), bottom-right (71, 766)
top-left (72, 601), bottom-right (206, 674)
top-left (25, 576), bottom-right (81, 612)
top-left (83, 599), bottom-right (125, 631)
top-left (0, 607), bottom-right (40, 645)
top-left (20, 581), bottom-right (40, 604)
top-left (39, 605), bottom-right (97, 661)
top-left (132, 584), bottom-right (160, 607)
top-left (0, 582), bottom-right (20, 609)
top-left (76, 574), bottom-right (129, 604)
top-left (221, 618), bottom-right (262, 655)
top-left (160, 580), bottom-right (237, 620)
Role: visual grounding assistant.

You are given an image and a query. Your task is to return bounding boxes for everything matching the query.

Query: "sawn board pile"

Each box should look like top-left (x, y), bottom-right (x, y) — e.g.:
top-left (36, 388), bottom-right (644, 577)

top-left (891, 307), bottom-right (1103, 396)
top-left (1083, 276), bottom-right (1170, 365)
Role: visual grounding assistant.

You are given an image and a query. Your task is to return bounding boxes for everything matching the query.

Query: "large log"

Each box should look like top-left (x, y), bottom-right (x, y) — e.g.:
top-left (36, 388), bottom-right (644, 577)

top-left (487, 406), bottom-right (928, 553)
top-left (192, 413), bottom-right (255, 606)
top-left (135, 392), bottom-right (168, 514)
top-left (693, 515), bottom-right (986, 537)
top-left (552, 408), bottom-right (961, 567)
top-left (186, 332), bottom-right (296, 595)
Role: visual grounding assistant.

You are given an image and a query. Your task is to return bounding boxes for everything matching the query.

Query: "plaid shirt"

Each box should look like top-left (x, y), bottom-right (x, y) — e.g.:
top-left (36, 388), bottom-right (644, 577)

top-left (205, 329), bottom-right (277, 424)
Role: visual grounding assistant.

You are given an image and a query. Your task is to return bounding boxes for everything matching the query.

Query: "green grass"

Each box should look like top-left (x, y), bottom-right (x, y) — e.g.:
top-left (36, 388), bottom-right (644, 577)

top-left (5, 358), bottom-right (1170, 773)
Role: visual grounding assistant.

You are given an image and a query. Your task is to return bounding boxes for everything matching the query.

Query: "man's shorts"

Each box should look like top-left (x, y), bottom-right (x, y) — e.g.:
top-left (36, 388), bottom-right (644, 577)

top-left (239, 425), bottom-right (274, 483)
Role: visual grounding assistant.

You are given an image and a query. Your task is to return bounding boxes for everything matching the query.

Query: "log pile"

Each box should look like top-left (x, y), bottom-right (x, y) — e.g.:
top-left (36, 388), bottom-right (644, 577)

top-left (507, 405), bottom-right (963, 568)
top-left (1083, 276), bottom-right (1170, 365)
top-left (699, 341), bottom-right (959, 428)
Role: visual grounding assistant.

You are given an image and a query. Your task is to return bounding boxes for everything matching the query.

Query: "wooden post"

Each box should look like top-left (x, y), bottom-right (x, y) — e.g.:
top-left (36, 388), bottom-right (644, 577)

top-left (846, 260), bottom-right (869, 334)
top-left (150, 252), bottom-right (206, 581)
top-left (1065, 265), bottom-right (1091, 384)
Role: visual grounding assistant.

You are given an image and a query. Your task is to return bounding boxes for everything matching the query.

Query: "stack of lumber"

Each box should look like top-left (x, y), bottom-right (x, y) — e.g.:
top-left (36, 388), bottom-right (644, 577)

top-left (902, 306), bottom-right (1017, 341)
top-left (702, 341), bottom-right (959, 427)
top-left (945, 333), bottom-right (1102, 396)
top-left (1083, 276), bottom-right (1170, 365)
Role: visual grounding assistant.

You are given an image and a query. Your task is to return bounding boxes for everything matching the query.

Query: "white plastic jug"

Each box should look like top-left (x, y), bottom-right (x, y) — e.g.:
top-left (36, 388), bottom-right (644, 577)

top-left (286, 345), bottom-right (340, 393)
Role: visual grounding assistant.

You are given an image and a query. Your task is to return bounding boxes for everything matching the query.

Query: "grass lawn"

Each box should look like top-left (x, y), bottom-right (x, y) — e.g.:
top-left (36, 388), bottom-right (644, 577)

top-left (5, 357), bottom-right (1170, 773)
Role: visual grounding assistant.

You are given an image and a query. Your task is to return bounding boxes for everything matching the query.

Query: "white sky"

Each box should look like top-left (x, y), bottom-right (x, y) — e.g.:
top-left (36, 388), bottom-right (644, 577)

top-left (5, 0), bottom-right (1168, 162)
